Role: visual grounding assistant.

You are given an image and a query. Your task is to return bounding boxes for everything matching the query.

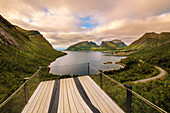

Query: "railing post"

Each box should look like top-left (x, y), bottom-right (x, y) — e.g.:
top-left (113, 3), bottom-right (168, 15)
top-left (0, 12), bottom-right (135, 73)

top-left (87, 63), bottom-right (90, 75)
top-left (124, 84), bottom-right (132, 113)
top-left (24, 77), bottom-right (30, 103)
top-left (39, 66), bottom-right (42, 82)
top-left (99, 70), bottom-right (102, 89)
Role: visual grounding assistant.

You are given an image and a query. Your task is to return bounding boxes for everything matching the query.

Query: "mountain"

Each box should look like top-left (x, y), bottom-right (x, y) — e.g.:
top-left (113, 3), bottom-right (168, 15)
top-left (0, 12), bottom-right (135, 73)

top-left (0, 15), bottom-right (66, 103)
top-left (113, 32), bottom-right (170, 55)
top-left (99, 40), bottom-right (127, 50)
top-left (126, 32), bottom-right (170, 50)
top-left (111, 39), bottom-right (127, 48)
top-left (99, 41), bottom-right (117, 50)
top-left (66, 40), bottom-right (127, 51)
top-left (0, 15), bottom-right (64, 56)
top-left (66, 41), bottom-right (99, 51)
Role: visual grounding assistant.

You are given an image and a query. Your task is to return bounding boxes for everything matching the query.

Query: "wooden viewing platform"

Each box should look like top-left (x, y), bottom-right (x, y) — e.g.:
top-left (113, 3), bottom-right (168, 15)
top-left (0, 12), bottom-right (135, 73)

top-left (22, 76), bottom-right (124, 113)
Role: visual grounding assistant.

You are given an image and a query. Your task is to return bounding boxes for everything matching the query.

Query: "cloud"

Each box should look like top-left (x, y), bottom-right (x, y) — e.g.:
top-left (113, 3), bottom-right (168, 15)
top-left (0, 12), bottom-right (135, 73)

top-left (0, 0), bottom-right (170, 47)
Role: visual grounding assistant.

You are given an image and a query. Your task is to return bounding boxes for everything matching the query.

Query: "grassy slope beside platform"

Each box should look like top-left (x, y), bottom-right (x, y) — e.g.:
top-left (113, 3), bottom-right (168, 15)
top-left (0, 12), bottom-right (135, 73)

top-left (0, 15), bottom-right (66, 103)
top-left (91, 43), bottom-right (170, 112)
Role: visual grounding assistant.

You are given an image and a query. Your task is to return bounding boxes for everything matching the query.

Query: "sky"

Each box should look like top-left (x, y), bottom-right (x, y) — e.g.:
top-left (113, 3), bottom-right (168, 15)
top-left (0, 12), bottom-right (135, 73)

top-left (0, 0), bottom-right (170, 49)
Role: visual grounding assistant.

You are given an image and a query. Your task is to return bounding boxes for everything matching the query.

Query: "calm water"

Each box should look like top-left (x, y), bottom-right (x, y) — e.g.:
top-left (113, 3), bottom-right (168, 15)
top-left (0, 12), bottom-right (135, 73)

top-left (49, 51), bottom-right (126, 75)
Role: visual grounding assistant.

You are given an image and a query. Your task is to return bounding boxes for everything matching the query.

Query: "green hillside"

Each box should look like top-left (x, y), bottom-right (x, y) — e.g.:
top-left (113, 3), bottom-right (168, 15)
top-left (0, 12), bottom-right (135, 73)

top-left (126, 32), bottom-right (170, 50)
top-left (0, 15), bottom-right (66, 103)
top-left (91, 43), bottom-right (170, 112)
top-left (111, 39), bottom-right (127, 47)
top-left (98, 41), bottom-right (117, 50)
top-left (113, 32), bottom-right (170, 55)
top-left (98, 40), bottom-right (127, 51)
top-left (126, 43), bottom-right (170, 112)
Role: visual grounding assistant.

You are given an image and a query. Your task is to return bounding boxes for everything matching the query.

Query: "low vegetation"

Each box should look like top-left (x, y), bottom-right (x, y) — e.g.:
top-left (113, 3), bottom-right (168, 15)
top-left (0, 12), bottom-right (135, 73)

top-left (0, 40), bottom-right (65, 104)
top-left (0, 15), bottom-right (66, 104)
top-left (104, 58), bottom-right (159, 83)
top-left (91, 43), bottom-right (170, 112)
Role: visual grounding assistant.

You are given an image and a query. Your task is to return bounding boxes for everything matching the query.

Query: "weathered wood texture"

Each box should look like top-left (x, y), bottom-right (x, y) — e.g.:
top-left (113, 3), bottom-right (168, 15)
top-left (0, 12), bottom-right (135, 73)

top-left (22, 76), bottom-right (124, 113)
top-left (22, 81), bottom-right (54, 113)
top-left (78, 76), bottom-right (124, 113)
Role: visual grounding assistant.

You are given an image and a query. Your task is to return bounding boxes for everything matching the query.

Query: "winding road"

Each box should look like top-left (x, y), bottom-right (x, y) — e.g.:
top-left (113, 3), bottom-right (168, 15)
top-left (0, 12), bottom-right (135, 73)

top-left (134, 65), bottom-right (167, 83)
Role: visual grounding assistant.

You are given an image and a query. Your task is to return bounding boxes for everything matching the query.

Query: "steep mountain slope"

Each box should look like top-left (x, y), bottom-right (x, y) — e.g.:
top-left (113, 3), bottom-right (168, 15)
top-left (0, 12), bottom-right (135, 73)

top-left (0, 15), bottom-right (64, 58)
top-left (113, 32), bottom-right (170, 55)
top-left (66, 40), bottom-right (127, 51)
top-left (66, 41), bottom-right (99, 51)
top-left (0, 15), bottom-right (65, 103)
top-left (0, 16), bottom-right (29, 51)
top-left (126, 32), bottom-right (170, 50)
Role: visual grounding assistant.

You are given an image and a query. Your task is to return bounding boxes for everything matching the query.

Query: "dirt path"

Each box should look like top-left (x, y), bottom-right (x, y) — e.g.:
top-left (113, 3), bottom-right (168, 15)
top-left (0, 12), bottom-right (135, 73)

top-left (134, 65), bottom-right (167, 83)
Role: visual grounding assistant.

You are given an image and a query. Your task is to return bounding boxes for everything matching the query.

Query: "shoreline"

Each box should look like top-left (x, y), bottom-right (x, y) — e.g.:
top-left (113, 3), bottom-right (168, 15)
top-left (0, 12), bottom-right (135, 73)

top-left (48, 53), bottom-right (67, 67)
top-left (47, 53), bottom-right (67, 73)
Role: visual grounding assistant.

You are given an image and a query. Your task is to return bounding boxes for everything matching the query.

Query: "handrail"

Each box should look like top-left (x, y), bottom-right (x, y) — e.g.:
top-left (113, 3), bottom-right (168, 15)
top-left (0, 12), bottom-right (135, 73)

top-left (127, 88), bottom-right (167, 113)
top-left (0, 68), bottom-right (41, 109)
top-left (89, 64), bottom-right (167, 113)
top-left (89, 64), bottom-right (99, 73)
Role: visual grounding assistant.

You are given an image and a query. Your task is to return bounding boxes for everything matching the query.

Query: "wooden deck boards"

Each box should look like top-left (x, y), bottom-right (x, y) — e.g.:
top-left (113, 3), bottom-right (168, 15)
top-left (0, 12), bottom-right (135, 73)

top-left (22, 81), bottom-right (55, 113)
top-left (79, 76), bottom-right (124, 113)
top-left (22, 76), bottom-right (124, 113)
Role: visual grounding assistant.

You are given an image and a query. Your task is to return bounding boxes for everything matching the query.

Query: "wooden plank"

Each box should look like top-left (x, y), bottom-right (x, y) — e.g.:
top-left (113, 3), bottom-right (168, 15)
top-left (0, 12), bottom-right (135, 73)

top-left (83, 76), bottom-right (113, 113)
top-left (67, 78), bottom-right (85, 113)
top-left (57, 79), bottom-right (64, 113)
top-left (87, 76), bottom-right (124, 113)
top-left (43, 81), bottom-right (55, 113)
top-left (73, 77), bottom-right (100, 113)
top-left (31, 81), bottom-right (48, 112)
top-left (85, 76), bottom-right (116, 112)
top-left (63, 79), bottom-right (71, 113)
top-left (23, 77), bottom-right (124, 113)
top-left (77, 77), bottom-right (101, 111)
top-left (65, 79), bottom-right (78, 113)
top-left (79, 77), bottom-right (107, 112)
top-left (70, 78), bottom-right (93, 113)
top-left (22, 82), bottom-right (43, 113)
top-left (24, 82), bottom-right (47, 113)
top-left (44, 81), bottom-right (55, 113)
top-left (37, 81), bottom-right (51, 113)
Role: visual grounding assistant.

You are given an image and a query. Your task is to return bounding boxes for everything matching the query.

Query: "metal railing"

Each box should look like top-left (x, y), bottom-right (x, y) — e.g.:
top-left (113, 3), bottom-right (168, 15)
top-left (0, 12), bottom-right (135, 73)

top-left (0, 66), bottom-right (42, 113)
top-left (89, 64), bottom-right (167, 113)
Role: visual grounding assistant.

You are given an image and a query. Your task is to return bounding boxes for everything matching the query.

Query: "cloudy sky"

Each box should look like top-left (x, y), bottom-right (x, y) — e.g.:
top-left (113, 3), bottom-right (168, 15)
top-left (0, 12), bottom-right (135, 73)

top-left (0, 0), bottom-right (170, 49)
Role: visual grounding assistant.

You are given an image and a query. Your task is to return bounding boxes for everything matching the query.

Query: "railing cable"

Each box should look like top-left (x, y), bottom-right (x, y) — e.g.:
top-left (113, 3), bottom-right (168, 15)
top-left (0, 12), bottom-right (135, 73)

top-left (89, 65), bottom-right (100, 73)
top-left (127, 88), bottom-right (167, 113)
top-left (89, 64), bottom-right (167, 113)
top-left (0, 68), bottom-right (40, 109)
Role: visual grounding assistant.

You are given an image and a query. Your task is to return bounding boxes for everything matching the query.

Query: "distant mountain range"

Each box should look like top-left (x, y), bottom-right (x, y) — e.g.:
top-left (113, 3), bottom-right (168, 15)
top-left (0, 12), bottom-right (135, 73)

top-left (67, 32), bottom-right (170, 53)
top-left (66, 40), bottom-right (127, 51)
